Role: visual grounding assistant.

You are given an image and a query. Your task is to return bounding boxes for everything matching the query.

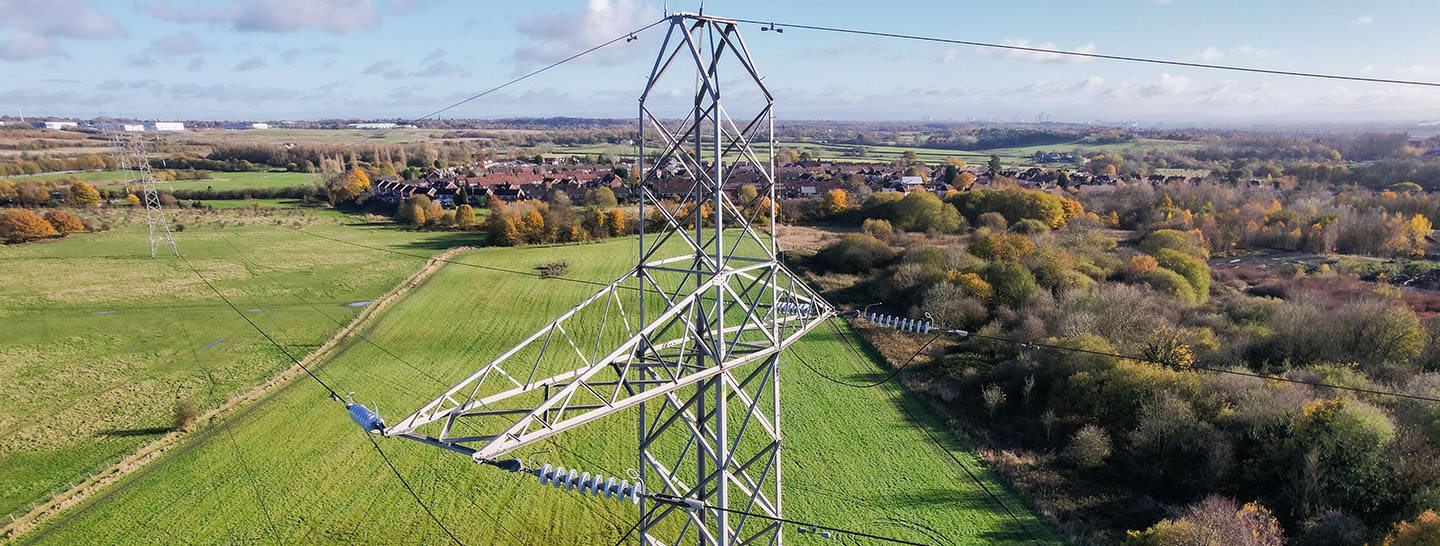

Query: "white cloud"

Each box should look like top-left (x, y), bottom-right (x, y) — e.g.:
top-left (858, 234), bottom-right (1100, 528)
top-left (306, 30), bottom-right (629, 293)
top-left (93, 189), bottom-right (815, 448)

top-left (974, 39), bottom-right (1097, 64)
top-left (1352, 14), bottom-right (1373, 25)
top-left (362, 60), bottom-right (392, 74)
top-left (421, 48), bottom-right (446, 64)
top-left (142, 0), bottom-right (379, 34)
top-left (233, 57), bottom-right (266, 71)
top-left (0, 0), bottom-right (125, 59)
top-left (1197, 46), bottom-right (1223, 62)
top-left (150, 32), bottom-right (203, 56)
top-left (0, 33), bottom-right (65, 60)
top-left (937, 48), bottom-right (959, 63)
top-left (513, 0), bottom-right (660, 66)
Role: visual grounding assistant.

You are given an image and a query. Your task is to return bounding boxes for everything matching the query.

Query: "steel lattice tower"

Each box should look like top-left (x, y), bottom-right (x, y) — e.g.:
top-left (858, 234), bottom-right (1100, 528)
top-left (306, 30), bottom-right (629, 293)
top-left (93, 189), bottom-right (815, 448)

top-left (103, 122), bottom-right (177, 258)
top-left (387, 13), bottom-right (830, 545)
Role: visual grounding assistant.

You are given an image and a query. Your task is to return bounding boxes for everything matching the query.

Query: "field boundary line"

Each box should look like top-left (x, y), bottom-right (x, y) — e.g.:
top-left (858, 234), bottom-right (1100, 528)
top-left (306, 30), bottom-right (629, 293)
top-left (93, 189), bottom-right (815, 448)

top-left (1, 245), bottom-right (472, 541)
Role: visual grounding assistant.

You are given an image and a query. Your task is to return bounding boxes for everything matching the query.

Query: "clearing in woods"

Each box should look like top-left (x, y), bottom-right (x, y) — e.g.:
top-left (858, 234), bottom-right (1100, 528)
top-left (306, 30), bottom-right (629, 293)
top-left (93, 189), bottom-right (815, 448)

top-left (0, 206), bottom-right (483, 527)
top-left (18, 237), bottom-right (1064, 545)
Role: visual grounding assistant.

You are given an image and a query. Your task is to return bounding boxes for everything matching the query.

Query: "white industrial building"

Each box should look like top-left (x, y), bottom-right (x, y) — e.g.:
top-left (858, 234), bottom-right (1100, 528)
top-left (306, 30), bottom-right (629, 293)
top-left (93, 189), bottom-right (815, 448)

top-left (349, 122), bottom-right (398, 130)
top-left (222, 122), bottom-right (270, 130)
top-left (147, 121), bottom-right (186, 132)
top-left (35, 121), bottom-right (78, 130)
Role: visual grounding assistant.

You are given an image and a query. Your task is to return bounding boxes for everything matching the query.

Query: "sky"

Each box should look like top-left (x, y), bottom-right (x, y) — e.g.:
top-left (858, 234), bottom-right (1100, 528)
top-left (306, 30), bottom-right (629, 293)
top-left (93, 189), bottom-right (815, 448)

top-left (3, 0), bottom-right (1440, 126)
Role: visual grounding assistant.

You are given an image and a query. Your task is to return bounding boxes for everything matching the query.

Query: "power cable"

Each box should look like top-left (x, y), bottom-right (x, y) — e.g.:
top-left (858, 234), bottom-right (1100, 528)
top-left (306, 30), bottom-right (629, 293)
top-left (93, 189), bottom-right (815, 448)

top-left (647, 493), bottom-right (934, 546)
top-left (730, 17), bottom-right (1440, 88)
top-left (173, 251), bottom-right (473, 544)
top-left (363, 432), bottom-right (468, 546)
top-left (170, 279), bottom-right (287, 546)
top-left (410, 19), bottom-right (668, 123)
top-left (801, 323), bottom-right (1042, 545)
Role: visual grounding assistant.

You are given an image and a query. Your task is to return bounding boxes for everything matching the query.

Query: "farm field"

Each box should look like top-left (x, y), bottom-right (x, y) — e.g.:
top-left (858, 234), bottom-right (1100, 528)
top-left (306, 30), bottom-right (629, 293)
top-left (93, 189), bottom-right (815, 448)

top-left (17, 238), bottom-right (1063, 545)
top-left (531, 137), bottom-right (1200, 168)
top-left (6, 170), bottom-right (318, 192)
top-left (98, 171), bottom-right (318, 192)
top-left (0, 207), bottom-right (484, 525)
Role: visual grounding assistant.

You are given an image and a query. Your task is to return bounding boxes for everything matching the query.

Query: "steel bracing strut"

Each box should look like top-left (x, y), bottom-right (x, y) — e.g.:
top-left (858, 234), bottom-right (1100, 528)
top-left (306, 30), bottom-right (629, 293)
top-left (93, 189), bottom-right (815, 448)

top-left (386, 13), bottom-right (828, 545)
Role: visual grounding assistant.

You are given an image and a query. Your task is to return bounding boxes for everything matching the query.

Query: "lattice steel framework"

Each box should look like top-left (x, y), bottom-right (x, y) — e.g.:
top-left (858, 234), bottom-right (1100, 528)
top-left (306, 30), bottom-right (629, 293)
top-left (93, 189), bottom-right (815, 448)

top-left (103, 122), bottom-right (177, 258)
top-left (387, 13), bottom-right (829, 545)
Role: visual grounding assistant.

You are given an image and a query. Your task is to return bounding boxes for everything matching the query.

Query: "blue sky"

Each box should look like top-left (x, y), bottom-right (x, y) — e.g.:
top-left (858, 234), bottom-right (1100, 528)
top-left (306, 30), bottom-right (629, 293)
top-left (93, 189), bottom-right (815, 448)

top-left (3, 0), bottom-right (1439, 124)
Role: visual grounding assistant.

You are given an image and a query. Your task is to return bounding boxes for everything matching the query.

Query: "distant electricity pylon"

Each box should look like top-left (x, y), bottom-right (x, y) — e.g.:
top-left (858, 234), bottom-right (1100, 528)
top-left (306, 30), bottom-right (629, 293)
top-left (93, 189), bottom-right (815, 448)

top-left (102, 120), bottom-right (177, 258)
top-left (385, 12), bottom-right (830, 545)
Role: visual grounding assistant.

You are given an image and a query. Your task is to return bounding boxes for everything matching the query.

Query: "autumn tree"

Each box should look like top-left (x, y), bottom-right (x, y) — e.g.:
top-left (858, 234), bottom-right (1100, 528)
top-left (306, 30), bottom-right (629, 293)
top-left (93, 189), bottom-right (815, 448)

top-left (125, 194), bottom-right (141, 206)
top-left (43, 210), bottom-right (84, 235)
top-left (327, 167), bottom-right (371, 203)
top-left (608, 208), bottom-right (626, 237)
top-left (488, 216), bottom-right (520, 246)
top-left (1383, 510), bottom-right (1440, 546)
top-left (0, 209), bottom-right (58, 242)
top-left (584, 187), bottom-right (618, 208)
top-left (455, 204), bottom-right (477, 229)
top-left (68, 182), bottom-right (101, 207)
top-left (954, 171), bottom-right (976, 190)
top-left (821, 189), bottom-right (849, 216)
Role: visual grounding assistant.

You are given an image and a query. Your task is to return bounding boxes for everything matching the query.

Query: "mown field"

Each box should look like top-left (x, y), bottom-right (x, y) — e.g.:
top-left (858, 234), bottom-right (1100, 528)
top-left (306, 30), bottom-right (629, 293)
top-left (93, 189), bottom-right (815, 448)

top-left (533, 137), bottom-right (1199, 168)
top-left (16, 237), bottom-right (1063, 545)
top-left (7, 170), bottom-right (317, 192)
top-left (0, 206), bottom-right (484, 524)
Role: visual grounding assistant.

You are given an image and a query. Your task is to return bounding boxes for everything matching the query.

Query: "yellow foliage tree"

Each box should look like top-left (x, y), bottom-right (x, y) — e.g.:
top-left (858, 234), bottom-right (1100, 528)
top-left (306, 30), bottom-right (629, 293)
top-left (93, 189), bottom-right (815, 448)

top-left (125, 194), bottom-right (141, 206)
top-left (68, 182), bottom-right (101, 207)
top-left (0, 208), bottom-right (58, 241)
top-left (43, 210), bottom-right (84, 234)
top-left (608, 208), bottom-right (626, 238)
top-left (1383, 510), bottom-right (1440, 546)
top-left (821, 189), bottom-right (848, 216)
top-left (455, 204), bottom-right (477, 229)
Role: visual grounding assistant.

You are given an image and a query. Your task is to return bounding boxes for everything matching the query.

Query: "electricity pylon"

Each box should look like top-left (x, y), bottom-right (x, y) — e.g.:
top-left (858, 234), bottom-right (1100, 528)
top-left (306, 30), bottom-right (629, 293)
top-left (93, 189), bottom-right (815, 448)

top-left (103, 121), bottom-right (177, 257)
top-left (386, 12), bottom-right (830, 545)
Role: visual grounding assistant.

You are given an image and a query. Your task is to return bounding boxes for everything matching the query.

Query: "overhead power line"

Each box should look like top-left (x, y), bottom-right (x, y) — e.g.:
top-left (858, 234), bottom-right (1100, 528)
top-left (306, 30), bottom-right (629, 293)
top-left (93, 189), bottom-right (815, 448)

top-left (410, 18), bottom-right (667, 122)
top-left (729, 17), bottom-right (1440, 88)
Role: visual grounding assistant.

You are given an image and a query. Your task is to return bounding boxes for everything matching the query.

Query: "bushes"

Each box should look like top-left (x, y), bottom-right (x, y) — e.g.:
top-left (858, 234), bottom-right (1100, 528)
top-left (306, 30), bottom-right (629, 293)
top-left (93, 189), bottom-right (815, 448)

top-left (1011, 218), bottom-right (1049, 234)
top-left (43, 210), bottom-right (84, 234)
top-left (865, 191), bottom-right (962, 233)
top-left (1382, 510), bottom-right (1440, 546)
top-left (1152, 248), bottom-right (1210, 303)
top-left (1125, 496), bottom-right (1284, 546)
top-left (949, 187), bottom-right (1068, 228)
top-left (984, 260), bottom-right (1038, 307)
top-left (1143, 267), bottom-right (1195, 302)
top-left (1140, 228), bottom-right (1208, 259)
top-left (817, 233), bottom-right (896, 273)
top-left (1067, 424), bottom-right (1112, 468)
top-left (0, 208), bottom-right (56, 242)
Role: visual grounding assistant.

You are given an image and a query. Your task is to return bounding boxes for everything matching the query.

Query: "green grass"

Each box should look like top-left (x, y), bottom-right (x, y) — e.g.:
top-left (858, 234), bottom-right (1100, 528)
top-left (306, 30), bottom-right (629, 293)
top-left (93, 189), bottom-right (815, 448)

top-left (18, 237), bottom-right (1062, 545)
top-left (0, 207), bottom-right (484, 522)
top-left (531, 137), bottom-right (1198, 169)
top-left (99, 171), bottom-right (317, 193)
top-left (4, 171), bottom-right (132, 184)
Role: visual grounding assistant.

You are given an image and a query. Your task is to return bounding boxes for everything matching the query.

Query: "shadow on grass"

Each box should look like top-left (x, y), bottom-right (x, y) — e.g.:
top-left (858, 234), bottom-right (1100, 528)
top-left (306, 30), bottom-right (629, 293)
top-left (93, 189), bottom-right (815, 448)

top-left (94, 426), bottom-right (172, 438)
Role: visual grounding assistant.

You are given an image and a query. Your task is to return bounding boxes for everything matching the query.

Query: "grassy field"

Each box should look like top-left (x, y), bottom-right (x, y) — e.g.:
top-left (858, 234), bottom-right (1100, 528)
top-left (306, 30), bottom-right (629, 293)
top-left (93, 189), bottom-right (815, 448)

top-left (7, 170), bottom-right (318, 192)
top-left (98, 171), bottom-right (318, 193)
top-left (16, 237), bottom-right (1063, 545)
top-left (532, 137), bottom-right (1199, 169)
top-left (0, 207), bottom-right (484, 523)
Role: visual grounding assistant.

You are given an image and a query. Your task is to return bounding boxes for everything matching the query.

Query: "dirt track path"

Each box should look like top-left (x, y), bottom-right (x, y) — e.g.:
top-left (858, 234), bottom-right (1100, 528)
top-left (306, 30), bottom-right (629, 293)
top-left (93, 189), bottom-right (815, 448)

top-left (1, 246), bottom-right (471, 541)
